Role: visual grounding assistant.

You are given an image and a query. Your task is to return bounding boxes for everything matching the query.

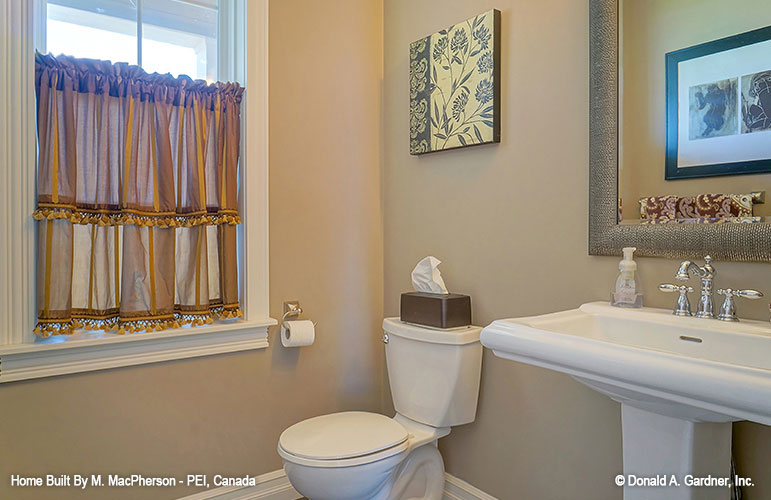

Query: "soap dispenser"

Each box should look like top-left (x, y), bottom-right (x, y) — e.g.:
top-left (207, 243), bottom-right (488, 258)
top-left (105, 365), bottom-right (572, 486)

top-left (611, 247), bottom-right (643, 308)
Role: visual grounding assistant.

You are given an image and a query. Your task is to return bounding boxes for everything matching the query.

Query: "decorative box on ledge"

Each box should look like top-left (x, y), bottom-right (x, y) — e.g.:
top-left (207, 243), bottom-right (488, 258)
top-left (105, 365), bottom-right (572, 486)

top-left (400, 292), bottom-right (471, 329)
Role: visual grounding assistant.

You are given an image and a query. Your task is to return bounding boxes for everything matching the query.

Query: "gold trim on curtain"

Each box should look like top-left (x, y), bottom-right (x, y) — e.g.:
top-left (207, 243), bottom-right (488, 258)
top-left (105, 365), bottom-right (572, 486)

top-left (33, 53), bottom-right (244, 337)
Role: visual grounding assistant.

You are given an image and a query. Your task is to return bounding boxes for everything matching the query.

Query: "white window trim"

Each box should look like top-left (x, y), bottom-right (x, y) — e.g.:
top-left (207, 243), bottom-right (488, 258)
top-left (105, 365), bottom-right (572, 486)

top-left (0, 0), bottom-right (274, 383)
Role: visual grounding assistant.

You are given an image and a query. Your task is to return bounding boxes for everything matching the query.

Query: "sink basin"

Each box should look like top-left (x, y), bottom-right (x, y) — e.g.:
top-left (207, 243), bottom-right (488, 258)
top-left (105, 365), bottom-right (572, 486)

top-left (481, 302), bottom-right (771, 500)
top-left (481, 301), bottom-right (771, 424)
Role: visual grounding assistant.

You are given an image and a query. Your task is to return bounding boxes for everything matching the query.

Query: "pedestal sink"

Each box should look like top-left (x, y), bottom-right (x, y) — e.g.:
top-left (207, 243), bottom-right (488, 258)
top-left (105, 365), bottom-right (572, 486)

top-left (481, 302), bottom-right (771, 500)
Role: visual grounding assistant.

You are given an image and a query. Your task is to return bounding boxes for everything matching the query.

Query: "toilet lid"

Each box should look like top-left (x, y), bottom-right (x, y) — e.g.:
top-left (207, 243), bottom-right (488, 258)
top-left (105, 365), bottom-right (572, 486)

top-left (279, 411), bottom-right (409, 460)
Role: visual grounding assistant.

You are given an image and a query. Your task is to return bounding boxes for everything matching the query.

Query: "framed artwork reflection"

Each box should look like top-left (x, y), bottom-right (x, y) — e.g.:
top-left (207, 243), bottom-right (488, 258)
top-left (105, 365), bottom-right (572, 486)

top-left (665, 25), bottom-right (771, 180)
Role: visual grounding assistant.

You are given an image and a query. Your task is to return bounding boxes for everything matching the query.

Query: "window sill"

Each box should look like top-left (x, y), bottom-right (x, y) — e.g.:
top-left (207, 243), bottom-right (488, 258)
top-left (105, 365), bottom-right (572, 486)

top-left (0, 318), bottom-right (277, 383)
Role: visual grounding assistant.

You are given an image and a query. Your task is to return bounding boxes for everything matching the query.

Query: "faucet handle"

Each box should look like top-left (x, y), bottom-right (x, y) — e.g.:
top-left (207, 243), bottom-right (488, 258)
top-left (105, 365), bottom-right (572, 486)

top-left (716, 288), bottom-right (763, 299)
top-left (659, 283), bottom-right (694, 293)
top-left (659, 283), bottom-right (694, 316)
top-left (715, 289), bottom-right (763, 322)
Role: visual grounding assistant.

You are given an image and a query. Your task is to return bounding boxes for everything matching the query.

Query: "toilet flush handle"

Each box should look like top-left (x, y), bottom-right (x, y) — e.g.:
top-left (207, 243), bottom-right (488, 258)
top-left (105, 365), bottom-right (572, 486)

top-left (381, 333), bottom-right (389, 344)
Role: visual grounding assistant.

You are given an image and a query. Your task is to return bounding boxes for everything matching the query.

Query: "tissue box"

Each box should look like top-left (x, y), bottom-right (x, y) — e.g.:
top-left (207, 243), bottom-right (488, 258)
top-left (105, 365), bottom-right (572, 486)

top-left (400, 292), bottom-right (471, 329)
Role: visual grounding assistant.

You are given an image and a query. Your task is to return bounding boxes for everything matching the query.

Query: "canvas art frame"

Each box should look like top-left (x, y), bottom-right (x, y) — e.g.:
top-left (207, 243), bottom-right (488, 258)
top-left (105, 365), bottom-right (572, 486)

top-left (665, 25), bottom-right (771, 180)
top-left (409, 9), bottom-right (501, 155)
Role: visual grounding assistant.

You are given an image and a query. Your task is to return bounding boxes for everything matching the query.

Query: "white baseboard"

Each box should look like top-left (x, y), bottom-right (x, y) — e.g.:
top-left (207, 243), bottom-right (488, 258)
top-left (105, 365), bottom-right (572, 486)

top-left (443, 473), bottom-right (499, 500)
top-left (176, 470), bottom-right (300, 500)
top-left (176, 469), bottom-right (497, 500)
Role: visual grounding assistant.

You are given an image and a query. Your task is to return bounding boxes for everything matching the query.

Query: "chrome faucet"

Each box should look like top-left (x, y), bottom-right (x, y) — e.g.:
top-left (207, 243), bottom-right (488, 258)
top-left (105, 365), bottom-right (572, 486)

top-left (675, 256), bottom-right (716, 318)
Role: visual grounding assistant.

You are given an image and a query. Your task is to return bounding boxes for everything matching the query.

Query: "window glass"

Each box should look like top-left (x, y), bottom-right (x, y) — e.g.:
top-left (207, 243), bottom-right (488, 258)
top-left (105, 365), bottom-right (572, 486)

top-left (46, 0), bottom-right (218, 81)
top-left (47, 1), bottom-right (138, 65)
top-left (142, 0), bottom-right (218, 81)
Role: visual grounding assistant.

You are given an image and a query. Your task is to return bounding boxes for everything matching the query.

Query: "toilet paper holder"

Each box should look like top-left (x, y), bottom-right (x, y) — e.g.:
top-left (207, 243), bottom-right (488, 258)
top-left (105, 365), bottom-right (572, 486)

top-left (281, 301), bottom-right (316, 330)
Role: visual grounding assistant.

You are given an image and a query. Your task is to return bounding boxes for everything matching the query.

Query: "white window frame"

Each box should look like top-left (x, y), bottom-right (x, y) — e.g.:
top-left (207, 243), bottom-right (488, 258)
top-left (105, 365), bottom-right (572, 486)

top-left (0, 0), bottom-right (274, 383)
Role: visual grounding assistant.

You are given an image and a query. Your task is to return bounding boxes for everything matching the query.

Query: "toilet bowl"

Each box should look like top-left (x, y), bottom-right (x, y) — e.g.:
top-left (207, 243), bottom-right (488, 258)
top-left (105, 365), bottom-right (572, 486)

top-left (278, 319), bottom-right (483, 500)
top-left (279, 412), bottom-right (447, 500)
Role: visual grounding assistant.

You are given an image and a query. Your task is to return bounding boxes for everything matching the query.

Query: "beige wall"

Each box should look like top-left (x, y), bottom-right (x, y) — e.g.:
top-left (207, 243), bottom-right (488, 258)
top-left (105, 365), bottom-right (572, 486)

top-left (0, 1), bottom-right (384, 499)
top-left (620, 0), bottom-right (771, 220)
top-left (383, 0), bottom-right (771, 499)
top-left (1, 2), bottom-right (769, 500)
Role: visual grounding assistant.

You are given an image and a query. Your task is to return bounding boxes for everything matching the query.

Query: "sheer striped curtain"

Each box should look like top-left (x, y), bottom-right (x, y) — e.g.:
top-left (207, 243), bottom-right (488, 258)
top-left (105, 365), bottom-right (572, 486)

top-left (33, 53), bottom-right (243, 336)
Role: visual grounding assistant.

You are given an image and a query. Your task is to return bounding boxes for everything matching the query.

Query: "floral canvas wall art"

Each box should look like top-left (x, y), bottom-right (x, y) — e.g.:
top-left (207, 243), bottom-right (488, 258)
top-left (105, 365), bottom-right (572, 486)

top-left (410, 9), bottom-right (500, 155)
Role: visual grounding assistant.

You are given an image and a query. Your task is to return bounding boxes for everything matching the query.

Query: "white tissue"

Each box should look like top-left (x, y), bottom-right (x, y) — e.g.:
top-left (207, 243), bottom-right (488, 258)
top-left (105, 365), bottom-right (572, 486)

top-left (411, 256), bottom-right (449, 294)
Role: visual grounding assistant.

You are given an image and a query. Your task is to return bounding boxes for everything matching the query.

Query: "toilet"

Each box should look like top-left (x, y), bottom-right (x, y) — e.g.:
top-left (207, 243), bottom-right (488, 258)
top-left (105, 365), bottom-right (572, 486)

top-left (278, 318), bottom-right (483, 500)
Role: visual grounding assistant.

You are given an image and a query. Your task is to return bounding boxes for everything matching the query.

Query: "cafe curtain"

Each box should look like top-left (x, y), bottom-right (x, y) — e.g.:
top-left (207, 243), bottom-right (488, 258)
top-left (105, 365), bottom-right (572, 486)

top-left (33, 53), bottom-right (244, 337)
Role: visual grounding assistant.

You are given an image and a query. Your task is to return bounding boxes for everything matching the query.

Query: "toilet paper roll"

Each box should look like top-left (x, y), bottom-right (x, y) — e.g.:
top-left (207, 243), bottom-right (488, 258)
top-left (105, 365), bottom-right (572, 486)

top-left (281, 320), bottom-right (315, 347)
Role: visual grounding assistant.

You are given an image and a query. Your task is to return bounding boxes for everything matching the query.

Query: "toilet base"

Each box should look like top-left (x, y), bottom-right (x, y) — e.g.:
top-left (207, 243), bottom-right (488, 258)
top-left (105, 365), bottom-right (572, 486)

top-left (375, 444), bottom-right (445, 500)
top-left (283, 443), bottom-right (445, 500)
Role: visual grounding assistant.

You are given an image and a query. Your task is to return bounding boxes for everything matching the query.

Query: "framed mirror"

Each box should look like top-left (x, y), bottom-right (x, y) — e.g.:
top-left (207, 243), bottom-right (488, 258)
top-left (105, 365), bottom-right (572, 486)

top-left (589, 0), bottom-right (771, 261)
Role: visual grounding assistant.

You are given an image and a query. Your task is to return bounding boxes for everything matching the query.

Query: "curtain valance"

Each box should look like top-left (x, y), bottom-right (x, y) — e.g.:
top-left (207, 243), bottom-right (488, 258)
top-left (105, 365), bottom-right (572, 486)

top-left (34, 53), bottom-right (244, 337)
top-left (33, 52), bottom-right (243, 227)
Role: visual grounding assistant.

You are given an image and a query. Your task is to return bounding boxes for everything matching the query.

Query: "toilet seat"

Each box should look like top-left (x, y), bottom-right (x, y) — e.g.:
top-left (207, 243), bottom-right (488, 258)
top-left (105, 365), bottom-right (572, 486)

top-left (278, 411), bottom-right (411, 468)
top-left (278, 440), bottom-right (409, 468)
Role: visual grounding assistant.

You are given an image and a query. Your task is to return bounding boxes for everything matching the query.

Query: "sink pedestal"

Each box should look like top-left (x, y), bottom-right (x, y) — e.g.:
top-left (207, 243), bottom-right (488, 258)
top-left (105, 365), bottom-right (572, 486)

top-left (481, 303), bottom-right (771, 500)
top-left (621, 405), bottom-right (732, 500)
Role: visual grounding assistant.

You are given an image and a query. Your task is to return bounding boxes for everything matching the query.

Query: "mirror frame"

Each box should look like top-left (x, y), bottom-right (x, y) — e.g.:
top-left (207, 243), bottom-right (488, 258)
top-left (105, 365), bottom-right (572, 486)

top-left (588, 0), bottom-right (771, 261)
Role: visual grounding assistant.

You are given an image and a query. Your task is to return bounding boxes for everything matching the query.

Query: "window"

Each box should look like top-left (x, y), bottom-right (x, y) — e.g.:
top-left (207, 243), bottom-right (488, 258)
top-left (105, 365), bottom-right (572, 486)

top-left (44, 0), bottom-right (219, 81)
top-left (0, 0), bottom-right (272, 382)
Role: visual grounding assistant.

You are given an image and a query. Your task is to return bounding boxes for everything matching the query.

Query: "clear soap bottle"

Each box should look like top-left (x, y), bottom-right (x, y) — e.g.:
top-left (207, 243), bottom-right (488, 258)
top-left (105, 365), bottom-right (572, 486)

top-left (611, 247), bottom-right (643, 308)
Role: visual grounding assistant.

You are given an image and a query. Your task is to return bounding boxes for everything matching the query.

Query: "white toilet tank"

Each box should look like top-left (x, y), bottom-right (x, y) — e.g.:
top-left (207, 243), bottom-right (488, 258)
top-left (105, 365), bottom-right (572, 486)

top-left (383, 318), bottom-right (482, 428)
